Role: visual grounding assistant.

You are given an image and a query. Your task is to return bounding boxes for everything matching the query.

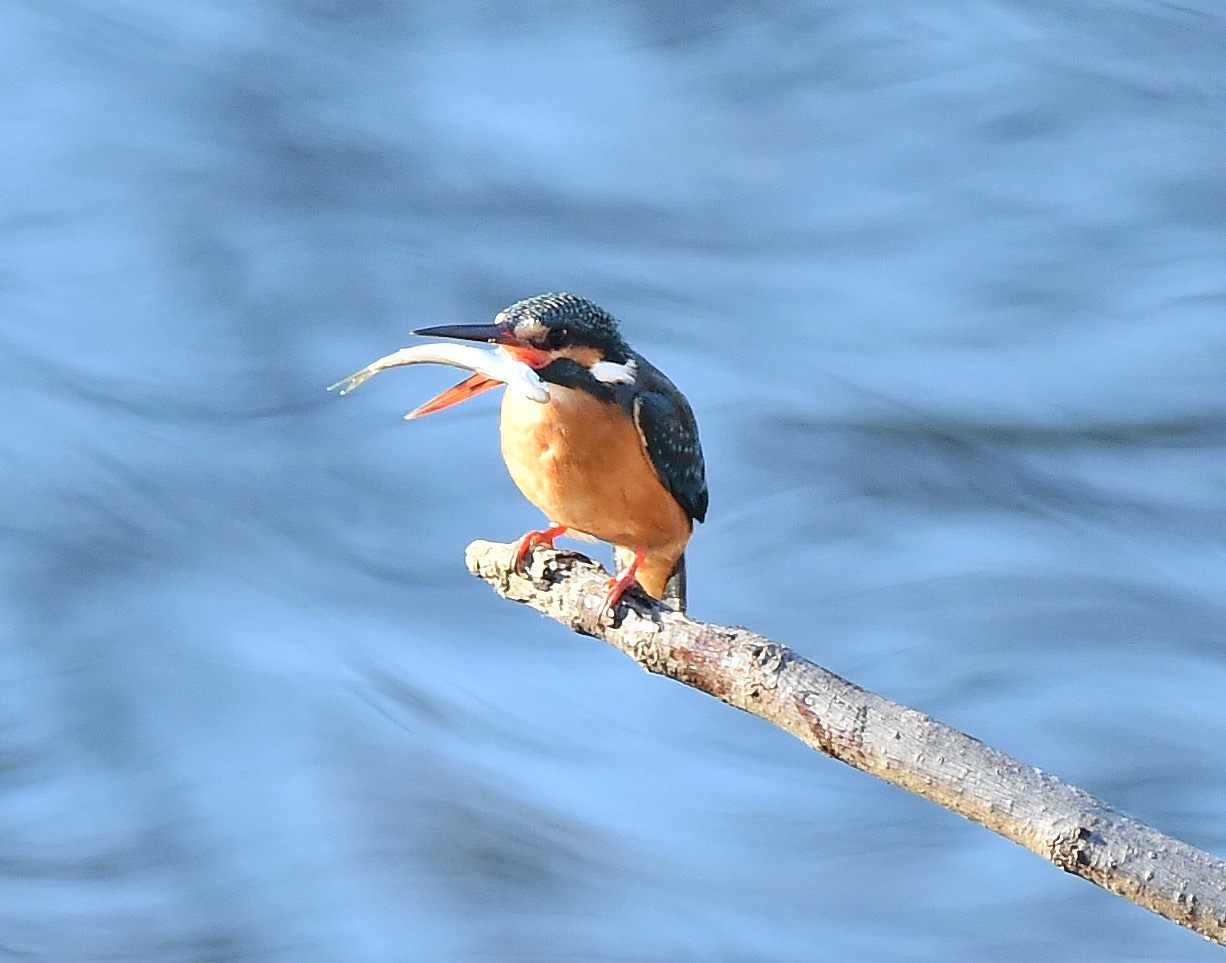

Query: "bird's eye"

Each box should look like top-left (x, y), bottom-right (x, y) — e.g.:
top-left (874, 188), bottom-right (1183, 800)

top-left (546, 327), bottom-right (569, 349)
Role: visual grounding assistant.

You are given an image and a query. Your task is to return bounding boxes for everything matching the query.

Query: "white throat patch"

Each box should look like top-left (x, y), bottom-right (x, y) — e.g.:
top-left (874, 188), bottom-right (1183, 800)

top-left (590, 358), bottom-right (638, 385)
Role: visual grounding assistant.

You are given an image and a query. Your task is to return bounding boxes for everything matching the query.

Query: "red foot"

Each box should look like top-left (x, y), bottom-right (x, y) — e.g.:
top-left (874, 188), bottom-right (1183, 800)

top-left (512, 525), bottom-right (568, 572)
top-left (603, 549), bottom-right (646, 614)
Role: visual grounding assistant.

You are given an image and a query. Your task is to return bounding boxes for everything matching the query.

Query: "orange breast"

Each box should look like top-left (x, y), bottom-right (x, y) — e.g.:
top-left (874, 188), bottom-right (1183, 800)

top-left (499, 385), bottom-right (692, 563)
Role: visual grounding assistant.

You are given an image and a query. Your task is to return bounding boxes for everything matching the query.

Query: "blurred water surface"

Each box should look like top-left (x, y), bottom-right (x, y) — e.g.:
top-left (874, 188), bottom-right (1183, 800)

top-left (2, 2), bottom-right (1225, 960)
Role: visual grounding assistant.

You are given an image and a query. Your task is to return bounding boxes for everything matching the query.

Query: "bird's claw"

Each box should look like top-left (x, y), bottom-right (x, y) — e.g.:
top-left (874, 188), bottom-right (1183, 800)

top-left (599, 571), bottom-right (640, 625)
top-left (511, 525), bottom-right (567, 575)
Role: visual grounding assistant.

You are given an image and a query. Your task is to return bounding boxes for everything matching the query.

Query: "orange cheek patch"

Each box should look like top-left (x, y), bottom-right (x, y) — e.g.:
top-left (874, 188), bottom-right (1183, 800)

top-left (557, 346), bottom-right (603, 368)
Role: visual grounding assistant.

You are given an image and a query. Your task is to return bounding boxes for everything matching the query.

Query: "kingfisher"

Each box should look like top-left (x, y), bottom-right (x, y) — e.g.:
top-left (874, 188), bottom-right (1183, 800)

top-left (412, 292), bottom-right (708, 615)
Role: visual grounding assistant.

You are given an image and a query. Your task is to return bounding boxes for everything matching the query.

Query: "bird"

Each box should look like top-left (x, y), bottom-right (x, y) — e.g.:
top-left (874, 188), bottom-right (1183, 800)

top-left (412, 292), bottom-right (708, 615)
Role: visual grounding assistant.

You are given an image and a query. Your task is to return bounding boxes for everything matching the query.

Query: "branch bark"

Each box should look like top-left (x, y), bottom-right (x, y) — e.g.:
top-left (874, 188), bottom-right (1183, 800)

top-left (465, 539), bottom-right (1226, 946)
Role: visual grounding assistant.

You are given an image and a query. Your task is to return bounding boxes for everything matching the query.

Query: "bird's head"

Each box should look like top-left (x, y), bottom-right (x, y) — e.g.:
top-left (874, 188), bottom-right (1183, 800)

top-left (414, 292), bottom-right (637, 386)
top-left (405, 293), bottom-right (641, 418)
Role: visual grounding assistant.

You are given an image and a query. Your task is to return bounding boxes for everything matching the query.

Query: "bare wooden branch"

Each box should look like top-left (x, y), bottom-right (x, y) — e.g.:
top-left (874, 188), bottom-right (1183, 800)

top-left (465, 539), bottom-right (1226, 946)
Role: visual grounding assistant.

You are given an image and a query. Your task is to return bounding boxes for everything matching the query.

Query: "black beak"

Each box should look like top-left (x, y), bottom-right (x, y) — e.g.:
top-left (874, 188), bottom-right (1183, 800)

top-left (414, 320), bottom-right (554, 371)
top-left (412, 322), bottom-right (514, 344)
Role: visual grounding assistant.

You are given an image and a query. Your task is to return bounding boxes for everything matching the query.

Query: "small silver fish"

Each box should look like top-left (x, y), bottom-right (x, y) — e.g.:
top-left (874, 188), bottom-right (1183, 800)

top-left (328, 342), bottom-right (550, 420)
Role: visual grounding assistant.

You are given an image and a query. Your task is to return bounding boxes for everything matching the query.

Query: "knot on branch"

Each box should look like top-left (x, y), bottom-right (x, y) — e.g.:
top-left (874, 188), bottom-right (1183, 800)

top-left (1051, 825), bottom-right (1099, 873)
top-left (750, 641), bottom-right (788, 676)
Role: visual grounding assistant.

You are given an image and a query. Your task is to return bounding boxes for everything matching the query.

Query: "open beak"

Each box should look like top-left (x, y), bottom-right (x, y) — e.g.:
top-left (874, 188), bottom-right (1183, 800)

top-left (413, 323), bottom-right (553, 370)
top-left (404, 373), bottom-right (501, 420)
top-left (408, 323), bottom-right (552, 418)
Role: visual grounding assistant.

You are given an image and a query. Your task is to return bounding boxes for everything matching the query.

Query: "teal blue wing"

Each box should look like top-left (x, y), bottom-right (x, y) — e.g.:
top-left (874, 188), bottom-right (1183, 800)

top-left (631, 387), bottom-right (708, 524)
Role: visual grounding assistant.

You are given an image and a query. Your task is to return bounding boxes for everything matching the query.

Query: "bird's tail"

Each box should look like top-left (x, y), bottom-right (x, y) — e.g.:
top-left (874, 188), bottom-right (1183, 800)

top-left (663, 553), bottom-right (687, 613)
top-left (615, 548), bottom-right (687, 613)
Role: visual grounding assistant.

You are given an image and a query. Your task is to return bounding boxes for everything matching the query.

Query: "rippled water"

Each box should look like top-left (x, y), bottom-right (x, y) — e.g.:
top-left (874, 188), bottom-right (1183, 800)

top-left (3, 2), bottom-right (1225, 960)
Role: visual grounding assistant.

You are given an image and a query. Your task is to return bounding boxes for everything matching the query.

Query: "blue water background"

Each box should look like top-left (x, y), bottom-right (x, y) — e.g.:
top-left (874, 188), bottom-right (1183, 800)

top-left (2, 2), bottom-right (1225, 960)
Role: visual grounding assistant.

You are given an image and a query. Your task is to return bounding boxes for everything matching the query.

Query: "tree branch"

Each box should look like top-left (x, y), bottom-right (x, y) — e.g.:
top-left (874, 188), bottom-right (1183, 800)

top-left (465, 539), bottom-right (1226, 946)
